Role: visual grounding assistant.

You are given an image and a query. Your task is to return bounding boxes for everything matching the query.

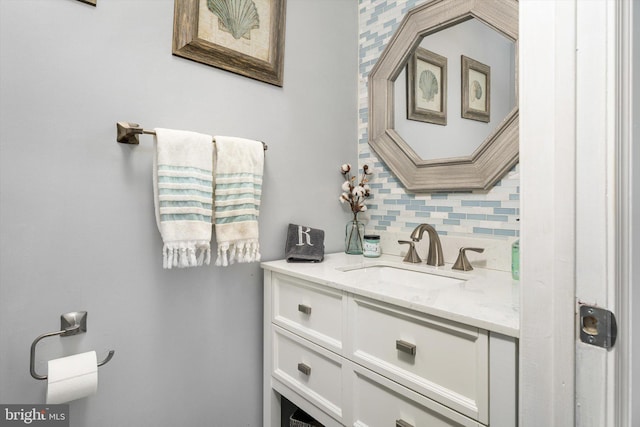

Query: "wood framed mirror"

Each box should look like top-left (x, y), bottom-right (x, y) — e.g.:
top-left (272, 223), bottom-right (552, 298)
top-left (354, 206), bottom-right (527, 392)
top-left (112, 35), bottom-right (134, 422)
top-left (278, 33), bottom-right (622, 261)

top-left (368, 0), bottom-right (518, 192)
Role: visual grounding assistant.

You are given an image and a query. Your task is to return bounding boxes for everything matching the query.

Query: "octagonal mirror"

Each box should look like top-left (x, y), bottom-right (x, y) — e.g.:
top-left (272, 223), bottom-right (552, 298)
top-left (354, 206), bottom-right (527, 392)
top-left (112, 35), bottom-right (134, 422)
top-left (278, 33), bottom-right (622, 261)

top-left (368, 0), bottom-right (518, 192)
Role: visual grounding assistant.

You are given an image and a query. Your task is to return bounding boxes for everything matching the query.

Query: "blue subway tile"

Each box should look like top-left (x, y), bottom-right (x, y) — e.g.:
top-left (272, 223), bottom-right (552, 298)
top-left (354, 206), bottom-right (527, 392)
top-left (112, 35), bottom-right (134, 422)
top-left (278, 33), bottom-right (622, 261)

top-left (467, 214), bottom-right (487, 221)
top-left (385, 2), bottom-right (398, 11)
top-left (494, 229), bottom-right (517, 237)
top-left (487, 215), bottom-right (508, 222)
top-left (461, 200), bottom-right (481, 207)
top-left (480, 201), bottom-right (502, 208)
top-left (436, 206), bottom-right (453, 213)
top-left (374, 2), bottom-right (387, 12)
top-left (473, 227), bottom-right (494, 235)
top-left (448, 213), bottom-right (467, 220)
top-left (383, 19), bottom-right (397, 28)
top-left (366, 17), bottom-right (379, 26)
top-left (494, 207), bottom-right (516, 215)
top-left (431, 193), bottom-right (448, 200)
top-left (443, 219), bottom-right (460, 225)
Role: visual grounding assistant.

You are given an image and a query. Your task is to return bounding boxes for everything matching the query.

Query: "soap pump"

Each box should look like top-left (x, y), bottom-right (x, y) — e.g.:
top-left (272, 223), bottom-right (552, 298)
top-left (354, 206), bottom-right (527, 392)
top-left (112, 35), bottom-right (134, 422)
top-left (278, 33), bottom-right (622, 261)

top-left (511, 239), bottom-right (520, 280)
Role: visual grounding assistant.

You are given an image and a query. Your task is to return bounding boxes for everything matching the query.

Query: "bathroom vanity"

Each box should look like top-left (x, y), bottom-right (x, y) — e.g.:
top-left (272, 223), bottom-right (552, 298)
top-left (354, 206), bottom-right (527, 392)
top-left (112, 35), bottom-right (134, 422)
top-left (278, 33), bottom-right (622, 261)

top-left (262, 253), bottom-right (519, 427)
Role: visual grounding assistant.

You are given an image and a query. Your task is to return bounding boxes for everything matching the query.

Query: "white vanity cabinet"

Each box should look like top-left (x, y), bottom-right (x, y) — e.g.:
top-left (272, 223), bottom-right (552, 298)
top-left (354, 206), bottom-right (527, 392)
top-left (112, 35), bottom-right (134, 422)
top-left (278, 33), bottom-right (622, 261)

top-left (263, 254), bottom-right (519, 427)
top-left (348, 295), bottom-right (489, 424)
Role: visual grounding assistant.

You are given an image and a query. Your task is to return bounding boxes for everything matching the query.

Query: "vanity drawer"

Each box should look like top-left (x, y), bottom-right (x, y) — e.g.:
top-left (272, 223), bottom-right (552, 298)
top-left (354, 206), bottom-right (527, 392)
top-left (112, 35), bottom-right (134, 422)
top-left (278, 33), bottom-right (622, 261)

top-left (350, 363), bottom-right (483, 427)
top-left (349, 296), bottom-right (489, 424)
top-left (271, 272), bottom-right (344, 352)
top-left (272, 325), bottom-right (344, 422)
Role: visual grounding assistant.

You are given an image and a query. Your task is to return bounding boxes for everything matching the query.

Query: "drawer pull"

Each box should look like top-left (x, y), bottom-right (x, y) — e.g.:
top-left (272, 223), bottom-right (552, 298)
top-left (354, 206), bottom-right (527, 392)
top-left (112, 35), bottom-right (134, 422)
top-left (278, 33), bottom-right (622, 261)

top-left (395, 420), bottom-right (414, 427)
top-left (297, 363), bottom-right (311, 376)
top-left (396, 340), bottom-right (417, 356)
top-left (298, 304), bottom-right (312, 315)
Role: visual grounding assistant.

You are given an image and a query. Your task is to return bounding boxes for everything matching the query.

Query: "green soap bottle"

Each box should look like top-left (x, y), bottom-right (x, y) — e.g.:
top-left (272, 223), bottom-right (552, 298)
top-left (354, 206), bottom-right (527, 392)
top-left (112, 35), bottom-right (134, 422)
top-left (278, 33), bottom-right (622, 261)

top-left (511, 239), bottom-right (520, 280)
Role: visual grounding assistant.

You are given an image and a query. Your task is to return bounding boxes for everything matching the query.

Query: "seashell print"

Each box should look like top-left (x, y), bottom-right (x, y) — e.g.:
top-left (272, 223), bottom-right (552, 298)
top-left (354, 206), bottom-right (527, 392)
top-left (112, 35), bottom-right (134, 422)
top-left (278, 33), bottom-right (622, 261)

top-left (207, 0), bottom-right (260, 40)
top-left (471, 80), bottom-right (483, 100)
top-left (418, 69), bottom-right (439, 102)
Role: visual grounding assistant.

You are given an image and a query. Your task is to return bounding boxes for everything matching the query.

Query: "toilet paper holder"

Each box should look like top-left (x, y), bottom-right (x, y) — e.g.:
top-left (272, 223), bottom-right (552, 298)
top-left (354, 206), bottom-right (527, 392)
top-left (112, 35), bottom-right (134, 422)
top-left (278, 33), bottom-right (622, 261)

top-left (30, 311), bottom-right (115, 380)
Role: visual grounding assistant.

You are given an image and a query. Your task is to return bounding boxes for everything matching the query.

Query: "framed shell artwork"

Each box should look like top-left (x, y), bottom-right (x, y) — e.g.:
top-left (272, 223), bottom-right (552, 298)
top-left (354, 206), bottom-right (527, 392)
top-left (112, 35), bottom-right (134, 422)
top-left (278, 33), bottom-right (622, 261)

top-left (173, 0), bottom-right (287, 86)
top-left (461, 55), bottom-right (491, 123)
top-left (407, 47), bottom-right (447, 125)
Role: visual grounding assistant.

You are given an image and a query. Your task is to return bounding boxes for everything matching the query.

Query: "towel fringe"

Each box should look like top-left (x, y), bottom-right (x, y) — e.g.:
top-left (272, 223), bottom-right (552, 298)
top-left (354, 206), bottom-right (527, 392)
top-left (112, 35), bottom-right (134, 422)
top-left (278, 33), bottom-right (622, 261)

top-left (196, 247), bottom-right (211, 266)
top-left (215, 240), bottom-right (260, 266)
top-left (163, 242), bottom-right (211, 269)
top-left (215, 243), bottom-right (229, 267)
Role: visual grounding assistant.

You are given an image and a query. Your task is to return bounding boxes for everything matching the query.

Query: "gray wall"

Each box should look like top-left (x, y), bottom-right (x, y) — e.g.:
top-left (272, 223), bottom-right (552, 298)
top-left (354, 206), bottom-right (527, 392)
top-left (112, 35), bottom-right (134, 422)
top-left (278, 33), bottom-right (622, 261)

top-left (0, 1), bottom-right (358, 426)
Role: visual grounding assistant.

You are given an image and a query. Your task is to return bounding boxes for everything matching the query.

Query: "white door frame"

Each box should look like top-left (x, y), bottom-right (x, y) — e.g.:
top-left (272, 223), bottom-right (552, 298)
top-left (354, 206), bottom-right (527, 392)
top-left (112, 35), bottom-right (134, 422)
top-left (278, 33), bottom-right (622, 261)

top-left (612, 2), bottom-right (634, 425)
top-left (519, 0), bottom-right (633, 425)
top-left (614, 0), bottom-right (634, 424)
top-left (519, 0), bottom-right (576, 425)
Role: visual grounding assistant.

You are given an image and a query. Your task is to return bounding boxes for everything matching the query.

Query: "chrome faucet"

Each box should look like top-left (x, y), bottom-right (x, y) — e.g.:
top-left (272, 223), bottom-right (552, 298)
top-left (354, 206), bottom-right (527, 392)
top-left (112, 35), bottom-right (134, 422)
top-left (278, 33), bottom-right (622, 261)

top-left (409, 224), bottom-right (444, 266)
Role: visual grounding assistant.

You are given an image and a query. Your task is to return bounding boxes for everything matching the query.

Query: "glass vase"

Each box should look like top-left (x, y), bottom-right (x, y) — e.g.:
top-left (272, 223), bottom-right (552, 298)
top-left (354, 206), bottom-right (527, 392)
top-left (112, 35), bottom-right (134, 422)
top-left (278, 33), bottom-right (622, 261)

top-left (345, 217), bottom-right (365, 255)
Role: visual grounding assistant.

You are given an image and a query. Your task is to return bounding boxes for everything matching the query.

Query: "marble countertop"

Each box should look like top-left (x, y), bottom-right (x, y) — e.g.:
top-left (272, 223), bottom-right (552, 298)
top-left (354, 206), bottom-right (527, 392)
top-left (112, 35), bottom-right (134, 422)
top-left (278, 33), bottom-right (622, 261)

top-left (261, 252), bottom-right (520, 338)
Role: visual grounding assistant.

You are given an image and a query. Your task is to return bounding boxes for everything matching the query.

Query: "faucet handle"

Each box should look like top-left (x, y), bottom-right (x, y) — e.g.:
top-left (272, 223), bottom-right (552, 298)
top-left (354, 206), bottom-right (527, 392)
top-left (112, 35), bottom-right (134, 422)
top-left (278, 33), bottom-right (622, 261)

top-left (452, 247), bottom-right (485, 271)
top-left (398, 240), bottom-right (421, 263)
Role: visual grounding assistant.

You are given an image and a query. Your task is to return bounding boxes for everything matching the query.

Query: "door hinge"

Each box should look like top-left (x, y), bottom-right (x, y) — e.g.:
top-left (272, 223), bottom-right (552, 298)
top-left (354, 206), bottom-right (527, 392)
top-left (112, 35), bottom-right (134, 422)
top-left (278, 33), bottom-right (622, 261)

top-left (579, 305), bottom-right (617, 349)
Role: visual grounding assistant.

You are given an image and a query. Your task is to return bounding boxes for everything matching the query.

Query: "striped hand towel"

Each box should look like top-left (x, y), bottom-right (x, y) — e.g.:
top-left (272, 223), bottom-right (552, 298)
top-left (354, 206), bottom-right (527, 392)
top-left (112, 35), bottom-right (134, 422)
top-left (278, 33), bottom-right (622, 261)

top-left (213, 136), bottom-right (264, 266)
top-left (153, 128), bottom-right (213, 269)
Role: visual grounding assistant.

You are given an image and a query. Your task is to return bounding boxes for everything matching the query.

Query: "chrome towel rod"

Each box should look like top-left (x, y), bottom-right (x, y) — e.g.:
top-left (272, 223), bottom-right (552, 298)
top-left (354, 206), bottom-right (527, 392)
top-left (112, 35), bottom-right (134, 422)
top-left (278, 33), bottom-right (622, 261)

top-left (116, 121), bottom-right (268, 151)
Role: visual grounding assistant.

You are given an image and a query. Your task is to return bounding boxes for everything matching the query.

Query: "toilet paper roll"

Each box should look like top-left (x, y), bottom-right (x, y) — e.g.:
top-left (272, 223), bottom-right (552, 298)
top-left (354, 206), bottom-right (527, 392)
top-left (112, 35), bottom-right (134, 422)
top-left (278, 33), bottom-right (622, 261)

top-left (46, 351), bottom-right (98, 404)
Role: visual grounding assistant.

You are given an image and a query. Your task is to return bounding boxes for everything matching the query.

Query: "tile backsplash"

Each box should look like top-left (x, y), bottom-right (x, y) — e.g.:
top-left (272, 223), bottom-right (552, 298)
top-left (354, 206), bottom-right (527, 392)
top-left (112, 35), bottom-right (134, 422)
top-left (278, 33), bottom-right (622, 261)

top-left (357, 0), bottom-right (520, 241)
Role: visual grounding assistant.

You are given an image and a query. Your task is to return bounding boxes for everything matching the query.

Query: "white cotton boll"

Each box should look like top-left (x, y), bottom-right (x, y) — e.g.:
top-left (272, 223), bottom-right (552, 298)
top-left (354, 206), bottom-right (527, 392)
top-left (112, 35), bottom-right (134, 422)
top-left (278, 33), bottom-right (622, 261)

top-left (352, 186), bottom-right (365, 197)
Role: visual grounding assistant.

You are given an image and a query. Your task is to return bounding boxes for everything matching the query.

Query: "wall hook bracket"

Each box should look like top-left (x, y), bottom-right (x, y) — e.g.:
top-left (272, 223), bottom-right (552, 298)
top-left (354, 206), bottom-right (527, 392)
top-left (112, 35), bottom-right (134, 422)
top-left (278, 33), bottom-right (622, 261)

top-left (30, 311), bottom-right (115, 380)
top-left (116, 121), bottom-right (144, 145)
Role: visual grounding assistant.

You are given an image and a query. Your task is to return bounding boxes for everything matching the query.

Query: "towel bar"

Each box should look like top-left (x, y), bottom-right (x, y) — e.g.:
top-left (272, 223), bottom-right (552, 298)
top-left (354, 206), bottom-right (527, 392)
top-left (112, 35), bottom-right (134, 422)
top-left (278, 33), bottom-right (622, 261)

top-left (30, 311), bottom-right (115, 380)
top-left (116, 121), bottom-right (268, 150)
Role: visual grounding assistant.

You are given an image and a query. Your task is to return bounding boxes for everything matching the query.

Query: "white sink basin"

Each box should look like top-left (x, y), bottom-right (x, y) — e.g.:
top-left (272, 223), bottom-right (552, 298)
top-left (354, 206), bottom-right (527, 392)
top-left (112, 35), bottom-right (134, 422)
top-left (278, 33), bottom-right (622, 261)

top-left (336, 261), bottom-right (467, 288)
